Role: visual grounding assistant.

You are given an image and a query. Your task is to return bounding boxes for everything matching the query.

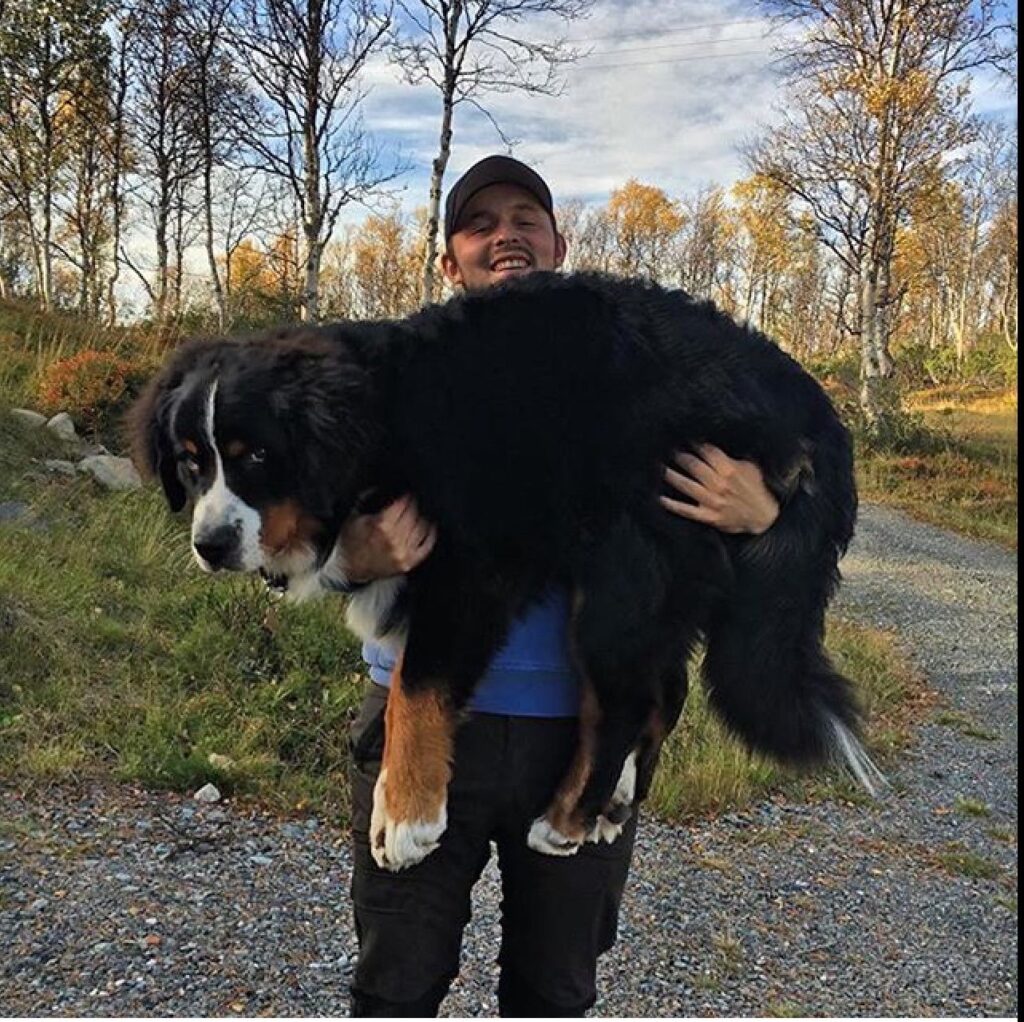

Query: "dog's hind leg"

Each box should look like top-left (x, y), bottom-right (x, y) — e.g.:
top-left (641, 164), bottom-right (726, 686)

top-left (528, 520), bottom-right (706, 856)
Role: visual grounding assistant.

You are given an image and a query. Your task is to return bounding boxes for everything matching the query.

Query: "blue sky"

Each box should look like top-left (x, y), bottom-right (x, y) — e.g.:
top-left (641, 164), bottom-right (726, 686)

top-left (348, 0), bottom-right (1018, 223)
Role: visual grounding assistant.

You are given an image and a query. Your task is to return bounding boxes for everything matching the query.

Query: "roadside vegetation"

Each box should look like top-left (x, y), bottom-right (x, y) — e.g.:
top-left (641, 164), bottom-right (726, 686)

top-left (0, 301), bottom-right (969, 826)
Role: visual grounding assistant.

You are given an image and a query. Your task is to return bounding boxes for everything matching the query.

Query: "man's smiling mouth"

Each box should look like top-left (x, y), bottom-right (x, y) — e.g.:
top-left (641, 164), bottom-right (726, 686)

top-left (491, 255), bottom-right (531, 271)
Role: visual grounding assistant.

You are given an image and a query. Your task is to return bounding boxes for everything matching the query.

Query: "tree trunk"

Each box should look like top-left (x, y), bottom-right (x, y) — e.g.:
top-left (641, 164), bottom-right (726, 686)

top-left (858, 261), bottom-right (885, 427)
top-left (421, 83), bottom-right (456, 304)
top-left (204, 160), bottom-right (226, 330)
top-left (302, 234), bottom-right (322, 322)
top-left (155, 176), bottom-right (170, 322)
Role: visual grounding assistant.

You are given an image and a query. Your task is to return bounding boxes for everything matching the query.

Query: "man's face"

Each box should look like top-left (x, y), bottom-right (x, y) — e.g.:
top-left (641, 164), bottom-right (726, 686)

top-left (441, 182), bottom-right (567, 292)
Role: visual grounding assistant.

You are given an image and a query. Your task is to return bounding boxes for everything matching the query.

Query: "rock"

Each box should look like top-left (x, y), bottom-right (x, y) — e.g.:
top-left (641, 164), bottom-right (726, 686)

top-left (77, 441), bottom-right (111, 458)
top-left (42, 459), bottom-right (78, 476)
top-left (77, 455), bottom-right (141, 491)
top-left (11, 408), bottom-right (47, 428)
top-left (0, 501), bottom-right (31, 523)
top-left (46, 412), bottom-right (78, 441)
top-left (193, 783), bottom-right (221, 803)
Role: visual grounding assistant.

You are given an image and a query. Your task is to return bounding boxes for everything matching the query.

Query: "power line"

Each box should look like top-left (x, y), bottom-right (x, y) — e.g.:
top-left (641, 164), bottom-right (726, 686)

top-left (565, 16), bottom-right (767, 44)
top-left (569, 49), bottom-right (774, 72)
top-left (588, 34), bottom-right (767, 58)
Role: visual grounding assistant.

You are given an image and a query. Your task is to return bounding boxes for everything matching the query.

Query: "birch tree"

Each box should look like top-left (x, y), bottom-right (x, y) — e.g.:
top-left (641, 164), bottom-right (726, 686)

top-left (0, 0), bottom-right (109, 309)
top-left (748, 0), bottom-right (1015, 431)
top-left (389, 0), bottom-right (593, 302)
top-left (232, 0), bottom-right (398, 322)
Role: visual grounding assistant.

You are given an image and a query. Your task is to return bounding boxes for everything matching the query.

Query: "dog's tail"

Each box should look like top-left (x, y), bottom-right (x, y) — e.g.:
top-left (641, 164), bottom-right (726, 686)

top-left (701, 542), bottom-right (887, 796)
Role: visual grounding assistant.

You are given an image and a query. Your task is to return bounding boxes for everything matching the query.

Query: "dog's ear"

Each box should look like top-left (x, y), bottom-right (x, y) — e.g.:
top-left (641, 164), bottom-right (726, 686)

top-left (126, 338), bottom-right (224, 512)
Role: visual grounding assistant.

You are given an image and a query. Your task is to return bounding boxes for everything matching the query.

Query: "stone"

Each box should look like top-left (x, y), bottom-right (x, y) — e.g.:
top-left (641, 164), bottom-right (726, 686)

top-left (77, 455), bottom-right (142, 491)
top-left (0, 501), bottom-right (31, 522)
top-left (46, 412), bottom-right (78, 441)
top-left (10, 408), bottom-right (47, 428)
top-left (193, 783), bottom-right (221, 803)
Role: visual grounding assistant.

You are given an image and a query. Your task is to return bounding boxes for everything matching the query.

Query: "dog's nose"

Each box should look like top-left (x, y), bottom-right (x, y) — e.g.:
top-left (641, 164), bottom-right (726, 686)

top-left (194, 526), bottom-right (238, 569)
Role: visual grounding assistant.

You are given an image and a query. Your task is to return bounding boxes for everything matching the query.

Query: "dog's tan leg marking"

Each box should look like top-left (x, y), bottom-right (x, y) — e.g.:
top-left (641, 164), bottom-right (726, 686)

top-left (528, 680), bottom-right (600, 855)
top-left (370, 663), bottom-right (454, 871)
top-left (528, 589), bottom-right (602, 855)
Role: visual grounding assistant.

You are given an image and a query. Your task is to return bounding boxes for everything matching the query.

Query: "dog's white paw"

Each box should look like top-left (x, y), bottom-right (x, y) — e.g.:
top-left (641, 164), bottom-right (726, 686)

top-left (527, 816), bottom-right (582, 857)
top-left (586, 751), bottom-right (637, 845)
top-left (586, 814), bottom-right (624, 845)
top-left (369, 768), bottom-right (447, 871)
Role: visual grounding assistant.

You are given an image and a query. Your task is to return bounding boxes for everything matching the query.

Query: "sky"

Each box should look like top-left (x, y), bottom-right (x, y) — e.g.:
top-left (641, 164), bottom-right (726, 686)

top-left (345, 0), bottom-right (1018, 223)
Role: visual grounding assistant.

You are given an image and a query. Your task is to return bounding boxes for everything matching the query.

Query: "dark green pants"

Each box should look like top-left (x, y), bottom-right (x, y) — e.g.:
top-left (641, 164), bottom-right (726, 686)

top-left (348, 683), bottom-right (638, 1017)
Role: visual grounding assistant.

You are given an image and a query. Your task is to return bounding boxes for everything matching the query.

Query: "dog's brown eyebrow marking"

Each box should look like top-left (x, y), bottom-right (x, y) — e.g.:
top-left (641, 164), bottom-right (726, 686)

top-left (224, 440), bottom-right (248, 458)
top-left (182, 439), bottom-right (198, 455)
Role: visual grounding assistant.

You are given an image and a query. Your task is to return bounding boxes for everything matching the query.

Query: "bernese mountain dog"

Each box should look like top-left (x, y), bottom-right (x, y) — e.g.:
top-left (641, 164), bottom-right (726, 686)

top-left (129, 271), bottom-right (883, 871)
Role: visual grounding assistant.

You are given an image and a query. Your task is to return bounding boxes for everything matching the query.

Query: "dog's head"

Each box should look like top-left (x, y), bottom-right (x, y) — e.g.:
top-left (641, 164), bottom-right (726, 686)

top-left (129, 327), bottom-right (378, 582)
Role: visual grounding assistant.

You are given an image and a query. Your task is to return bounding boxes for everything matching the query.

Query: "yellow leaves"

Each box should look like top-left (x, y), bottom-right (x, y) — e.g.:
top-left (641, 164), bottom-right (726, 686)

top-left (224, 238), bottom-right (280, 295)
top-left (817, 66), bottom-right (938, 118)
top-left (607, 179), bottom-right (684, 239)
top-left (350, 212), bottom-right (422, 318)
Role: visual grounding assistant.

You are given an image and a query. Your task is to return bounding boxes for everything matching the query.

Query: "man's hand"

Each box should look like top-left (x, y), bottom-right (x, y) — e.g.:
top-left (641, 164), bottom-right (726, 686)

top-left (338, 494), bottom-right (438, 583)
top-left (660, 444), bottom-right (779, 535)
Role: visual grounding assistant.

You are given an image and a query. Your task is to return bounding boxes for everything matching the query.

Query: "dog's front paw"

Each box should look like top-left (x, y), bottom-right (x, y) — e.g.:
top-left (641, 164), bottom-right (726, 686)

top-left (369, 768), bottom-right (447, 871)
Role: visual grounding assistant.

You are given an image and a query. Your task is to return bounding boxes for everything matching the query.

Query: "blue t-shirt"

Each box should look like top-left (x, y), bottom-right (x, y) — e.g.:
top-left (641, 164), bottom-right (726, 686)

top-left (362, 589), bottom-right (580, 716)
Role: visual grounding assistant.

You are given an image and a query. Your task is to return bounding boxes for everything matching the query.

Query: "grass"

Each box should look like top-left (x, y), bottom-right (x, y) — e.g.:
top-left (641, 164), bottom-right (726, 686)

top-left (0, 417), bottom-right (367, 819)
top-left (648, 617), bottom-right (930, 821)
top-left (933, 709), bottom-right (1000, 742)
top-left (855, 387), bottom-right (1017, 548)
top-left (0, 306), bottom-right (995, 826)
top-left (0, 398), bottom-right (927, 825)
top-left (955, 797), bottom-right (992, 819)
top-left (932, 843), bottom-right (1003, 881)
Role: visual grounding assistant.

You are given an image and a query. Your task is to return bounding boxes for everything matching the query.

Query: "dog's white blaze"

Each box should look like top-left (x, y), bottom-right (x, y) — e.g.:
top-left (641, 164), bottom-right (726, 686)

top-left (370, 767), bottom-right (448, 871)
top-left (190, 380), bottom-right (263, 571)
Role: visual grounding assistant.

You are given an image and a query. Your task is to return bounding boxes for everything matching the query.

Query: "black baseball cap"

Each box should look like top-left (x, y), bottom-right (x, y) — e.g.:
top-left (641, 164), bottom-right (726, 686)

top-left (444, 155), bottom-right (555, 240)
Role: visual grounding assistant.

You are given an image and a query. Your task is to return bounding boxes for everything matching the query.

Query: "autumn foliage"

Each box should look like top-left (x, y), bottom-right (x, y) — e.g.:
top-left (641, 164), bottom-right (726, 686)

top-left (37, 349), bottom-right (150, 434)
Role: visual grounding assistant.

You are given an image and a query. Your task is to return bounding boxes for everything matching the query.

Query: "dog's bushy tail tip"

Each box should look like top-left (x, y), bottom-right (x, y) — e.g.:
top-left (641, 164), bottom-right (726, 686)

top-left (828, 714), bottom-right (889, 797)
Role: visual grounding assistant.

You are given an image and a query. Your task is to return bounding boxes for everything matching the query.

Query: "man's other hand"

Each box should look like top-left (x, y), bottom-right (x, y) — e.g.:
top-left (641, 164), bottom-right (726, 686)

top-left (338, 495), bottom-right (438, 582)
top-left (660, 444), bottom-right (779, 535)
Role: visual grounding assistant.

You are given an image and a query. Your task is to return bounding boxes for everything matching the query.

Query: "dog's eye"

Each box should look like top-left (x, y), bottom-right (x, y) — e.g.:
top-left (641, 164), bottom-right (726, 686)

top-left (183, 458), bottom-right (200, 477)
top-left (248, 448), bottom-right (266, 465)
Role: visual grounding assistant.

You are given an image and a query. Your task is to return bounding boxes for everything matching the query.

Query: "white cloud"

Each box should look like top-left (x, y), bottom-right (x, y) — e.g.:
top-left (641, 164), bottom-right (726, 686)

top-left (354, 0), bottom-right (1017, 222)
top-left (353, 0), bottom-right (796, 220)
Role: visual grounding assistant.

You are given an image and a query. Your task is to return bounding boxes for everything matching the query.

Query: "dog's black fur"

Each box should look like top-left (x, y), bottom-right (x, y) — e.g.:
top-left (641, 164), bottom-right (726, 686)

top-left (132, 271), bottom-right (875, 841)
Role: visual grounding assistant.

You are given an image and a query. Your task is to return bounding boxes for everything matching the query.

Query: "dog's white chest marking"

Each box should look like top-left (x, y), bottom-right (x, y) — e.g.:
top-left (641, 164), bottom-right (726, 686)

top-left (344, 576), bottom-right (407, 649)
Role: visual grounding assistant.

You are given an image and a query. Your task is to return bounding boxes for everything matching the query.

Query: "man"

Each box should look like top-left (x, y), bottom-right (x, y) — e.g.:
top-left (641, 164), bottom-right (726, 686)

top-left (340, 155), bottom-right (779, 1017)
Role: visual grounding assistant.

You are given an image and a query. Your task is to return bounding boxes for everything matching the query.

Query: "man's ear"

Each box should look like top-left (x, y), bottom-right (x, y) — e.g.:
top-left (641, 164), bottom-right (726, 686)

top-left (440, 248), bottom-right (464, 289)
top-left (553, 231), bottom-right (567, 270)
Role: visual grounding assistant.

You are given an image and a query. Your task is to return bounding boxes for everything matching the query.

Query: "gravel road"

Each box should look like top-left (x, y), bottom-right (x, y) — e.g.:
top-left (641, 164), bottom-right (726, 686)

top-left (0, 503), bottom-right (1017, 1017)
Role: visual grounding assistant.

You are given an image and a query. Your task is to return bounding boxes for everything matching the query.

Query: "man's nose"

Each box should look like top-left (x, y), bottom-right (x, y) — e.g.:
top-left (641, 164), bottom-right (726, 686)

top-left (494, 219), bottom-right (521, 244)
